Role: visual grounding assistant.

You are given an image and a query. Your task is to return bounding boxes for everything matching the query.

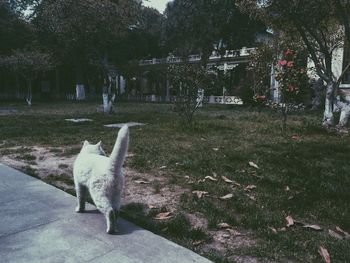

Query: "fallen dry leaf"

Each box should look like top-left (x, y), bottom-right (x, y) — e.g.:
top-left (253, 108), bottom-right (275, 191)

top-left (222, 233), bottom-right (230, 239)
top-left (328, 229), bottom-right (343, 240)
top-left (291, 135), bottom-right (301, 141)
top-left (226, 228), bottom-right (242, 236)
top-left (217, 223), bottom-right (231, 229)
top-left (248, 161), bottom-right (259, 169)
top-left (148, 204), bottom-right (157, 209)
top-left (246, 194), bottom-right (256, 201)
top-left (335, 226), bottom-right (350, 239)
top-left (219, 193), bottom-right (233, 200)
top-left (184, 175), bottom-right (190, 179)
top-left (268, 226), bottom-right (278, 233)
top-left (318, 246), bottom-right (331, 263)
top-left (154, 212), bottom-right (173, 220)
top-left (302, 224), bottom-right (322, 231)
top-left (197, 179), bottom-right (205, 183)
top-left (134, 180), bottom-right (150, 184)
top-left (159, 166), bottom-right (167, 169)
top-left (212, 148), bottom-right (219, 151)
top-left (192, 190), bottom-right (209, 199)
top-left (205, 176), bottom-right (218, 181)
top-left (278, 227), bottom-right (287, 232)
top-left (212, 172), bottom-right (217, 177)
top-left (221, 176), bottom-right (234, 183)
top-left (285, 215), bottom-right (295, 227)
top-left (192, 240), bottom-right (205, 246)
top-left (245, 185), bottom-right (257, 191)
top-left (285, 186), bottom-right (290, 191)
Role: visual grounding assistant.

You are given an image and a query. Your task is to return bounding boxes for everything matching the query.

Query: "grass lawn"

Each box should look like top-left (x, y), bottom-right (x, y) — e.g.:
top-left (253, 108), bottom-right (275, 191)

top-left (1, 101), bottom-right (350, 262)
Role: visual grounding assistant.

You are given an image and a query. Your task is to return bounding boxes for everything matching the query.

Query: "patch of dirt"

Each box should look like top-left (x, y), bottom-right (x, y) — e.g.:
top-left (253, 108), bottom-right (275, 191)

top-left (0, 145), bottom-right (260, 263)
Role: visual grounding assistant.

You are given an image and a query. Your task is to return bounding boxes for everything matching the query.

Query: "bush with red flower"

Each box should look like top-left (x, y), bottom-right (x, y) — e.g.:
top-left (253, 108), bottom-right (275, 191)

top-left (275, 48), bottom-right (309, 103)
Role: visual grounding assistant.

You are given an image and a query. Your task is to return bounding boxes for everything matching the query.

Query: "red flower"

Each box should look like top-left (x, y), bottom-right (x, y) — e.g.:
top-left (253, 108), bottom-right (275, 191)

top-left (279, 60), bottom-right (287, 66)
top-left (284, 49), bottom-right (294, 56)
top-left (287, 61), bottom-right (294, 68)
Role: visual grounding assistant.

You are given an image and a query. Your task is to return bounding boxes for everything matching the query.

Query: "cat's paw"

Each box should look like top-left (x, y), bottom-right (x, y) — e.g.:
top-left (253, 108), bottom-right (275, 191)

top-left (106, 227), bottom-right (115, 234)
top-left (75, 206), bottom-right (84, 213)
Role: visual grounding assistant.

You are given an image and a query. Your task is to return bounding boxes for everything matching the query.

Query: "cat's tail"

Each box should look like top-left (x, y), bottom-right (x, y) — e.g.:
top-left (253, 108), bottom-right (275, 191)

top-left (108, 125), bottom-right (129, 175)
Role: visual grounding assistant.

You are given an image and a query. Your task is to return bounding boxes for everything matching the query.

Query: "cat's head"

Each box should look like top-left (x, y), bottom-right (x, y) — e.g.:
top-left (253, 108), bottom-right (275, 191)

top-left (80, 141), bottom-right (106, 156)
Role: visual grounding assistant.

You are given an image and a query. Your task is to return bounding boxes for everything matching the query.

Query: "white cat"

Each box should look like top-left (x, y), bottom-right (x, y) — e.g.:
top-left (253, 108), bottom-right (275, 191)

top-left (73, 125), bottom-right (129, 234)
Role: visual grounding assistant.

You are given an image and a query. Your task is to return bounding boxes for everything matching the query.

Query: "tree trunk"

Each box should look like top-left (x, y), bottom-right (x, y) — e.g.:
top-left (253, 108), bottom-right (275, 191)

top-left (55, 68), bottom-right (60, 99)
top-left (102, 83), bottom-right (115, 114)
top-left (281, 103), bottom-right (288, 133)
top-left (26, 80), bottom-right (32, 106)
top-left (75, 62), bottom-right (85, 100)
top-left (322, 81), bottom-right (335, 127)
top-left (311, 79), bottom-right (324, 110)
top-left (337, 105), bottom-right (350, 133)
top-left (15, 74), bottom-right (21, 99)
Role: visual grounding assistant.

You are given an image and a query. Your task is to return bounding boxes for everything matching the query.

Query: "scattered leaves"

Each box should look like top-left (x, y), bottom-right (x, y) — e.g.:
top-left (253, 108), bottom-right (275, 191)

top-left (192, 190), bottom-right (209, 199)
top-left (328, 229), bottom-right (343, 240)
top-left (134, 180), bottom-right (150, 184)
top-left (285, 215), bottom-right (294, 227)
top-left (245, 185), bottom-right (257, 191)
top-left (302, 224), bottom-right (322, 231)
top-left (318, 246), bottom-right (331, 263)
top-left (205, 176), bottom-right (218, 181)
top-left (268, 226), bottom-right (278, 233)
top-left (246, 194), bottom-right (256, 201)
top-left (217, 223), bottom-right (231, 229)
top-left (192, 240), bottom-right (205, 246)
top-left (219, 193), bottom-right (233, 200)
top-left (248, 161), bottom-right (259, 169)
top-left (227, 228), bottom-right (242, 236)
top-left (291, 135), bottom-right (301, 141)
top-left (336, 226), bottom-right (350, 239)
top-left (154, 212), bottom-right (173, 220)
top-left (221, 176), bottom-right (233, 183)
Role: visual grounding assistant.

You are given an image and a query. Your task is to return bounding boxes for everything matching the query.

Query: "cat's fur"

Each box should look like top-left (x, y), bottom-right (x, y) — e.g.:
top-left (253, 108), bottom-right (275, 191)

top-left (73, 125), bottom-right (129, 234)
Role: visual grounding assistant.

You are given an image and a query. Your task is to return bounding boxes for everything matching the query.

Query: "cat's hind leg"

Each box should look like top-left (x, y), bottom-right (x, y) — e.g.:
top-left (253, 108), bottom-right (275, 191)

top-left (75, 184), bottom-right (87, 213)
top-left (112, 191), bottom-right (122, 226)
top-left (90, 188), bottom-right (116, 234)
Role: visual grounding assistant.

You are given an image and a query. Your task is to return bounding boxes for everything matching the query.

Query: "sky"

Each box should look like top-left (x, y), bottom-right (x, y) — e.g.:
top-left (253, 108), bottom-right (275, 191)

top-left (143, 0), bottom-right (172, 13)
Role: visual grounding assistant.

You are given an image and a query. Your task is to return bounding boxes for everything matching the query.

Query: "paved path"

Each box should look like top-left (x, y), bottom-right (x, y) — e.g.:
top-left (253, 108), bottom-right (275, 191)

top-left (0, 164), bottom-right (212, 263)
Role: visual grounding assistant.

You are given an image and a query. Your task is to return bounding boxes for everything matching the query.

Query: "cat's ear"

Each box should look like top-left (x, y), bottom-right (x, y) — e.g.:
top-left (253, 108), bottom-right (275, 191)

top-left (83, 140), bottom-right (89, 147)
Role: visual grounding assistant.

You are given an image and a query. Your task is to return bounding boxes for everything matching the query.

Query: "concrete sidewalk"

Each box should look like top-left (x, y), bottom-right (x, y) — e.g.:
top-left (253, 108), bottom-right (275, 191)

top-left (0, 164), bottom-right (212, 263)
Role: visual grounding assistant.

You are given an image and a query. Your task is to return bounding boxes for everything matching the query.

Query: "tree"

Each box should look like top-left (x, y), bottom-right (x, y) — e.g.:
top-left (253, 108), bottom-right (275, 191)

top-left (164, 0), bottom-right (264, 57)
top-left (237, 0), bottom-right (350, 132)
top-left (167, 64), bottom-right (212, 124)
top-left (0, 1), bottom-right (34, 55)
top-left (35, 0), bottom-right (141, 112)
top-left (118, 6), bottom-right (165, 60)
top-left (275, 48), bottom-right (309, 131)
top-left (2, 50), bottom-right (52, 105)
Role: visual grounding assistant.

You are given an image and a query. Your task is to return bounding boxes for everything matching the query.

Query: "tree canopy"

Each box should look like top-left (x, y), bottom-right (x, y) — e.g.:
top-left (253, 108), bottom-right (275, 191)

top-left (164, 0), bottom-right (265, 56)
